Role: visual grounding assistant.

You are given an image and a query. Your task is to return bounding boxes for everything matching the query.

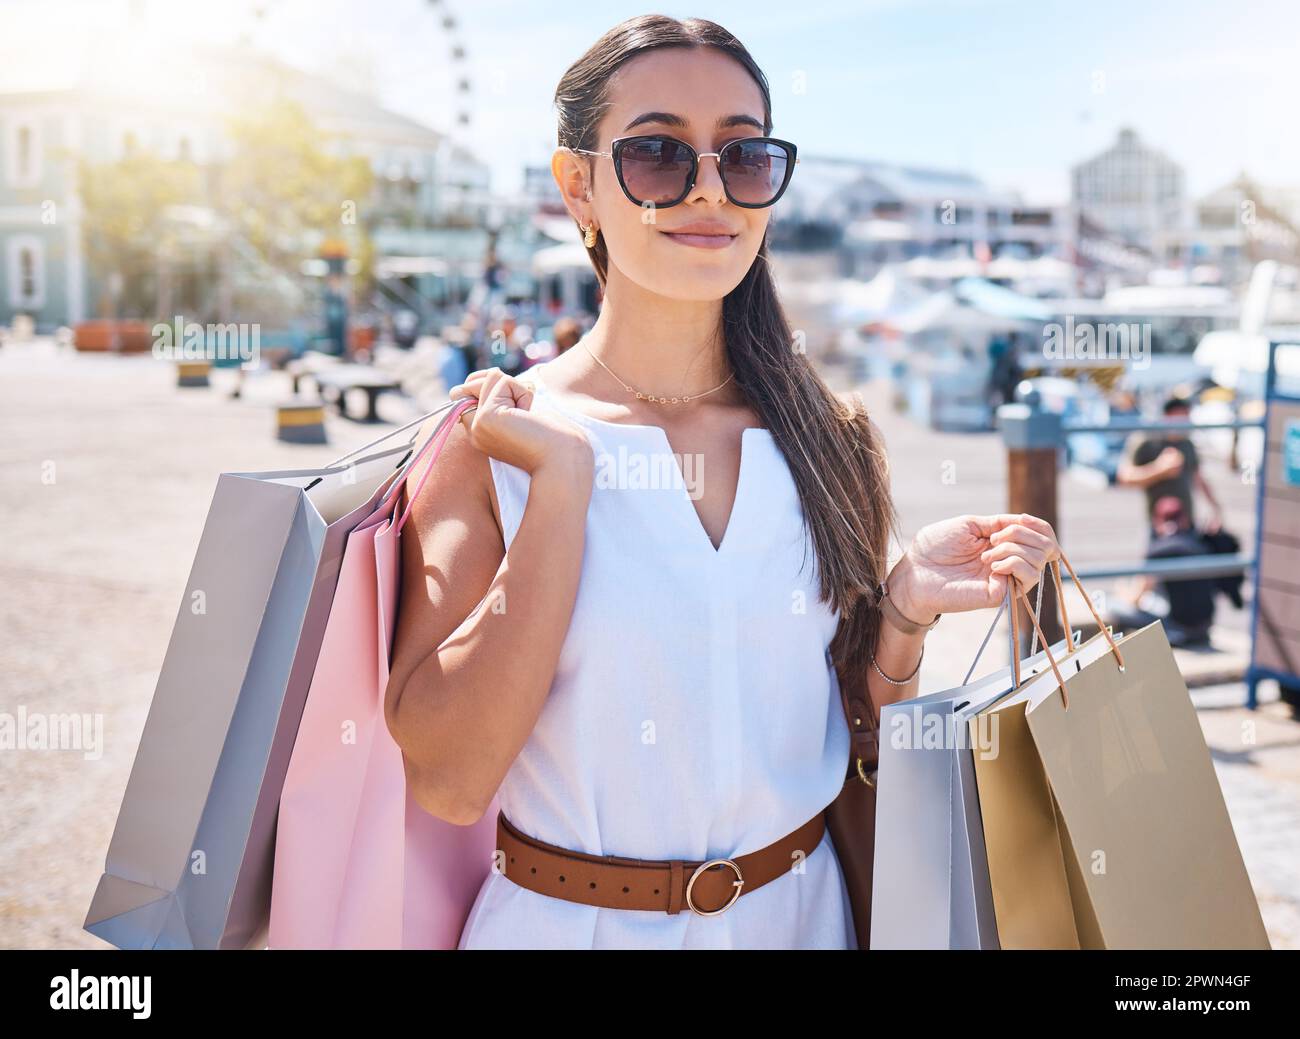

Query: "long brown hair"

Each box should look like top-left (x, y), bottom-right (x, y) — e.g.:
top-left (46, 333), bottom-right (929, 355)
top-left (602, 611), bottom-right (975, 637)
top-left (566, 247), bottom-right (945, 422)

top-left (554, 15), bottom-right (898, 694)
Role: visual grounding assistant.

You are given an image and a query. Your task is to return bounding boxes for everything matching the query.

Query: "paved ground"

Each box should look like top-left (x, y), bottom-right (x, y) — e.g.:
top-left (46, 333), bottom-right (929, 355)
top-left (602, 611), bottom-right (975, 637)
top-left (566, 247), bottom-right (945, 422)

top-left (0, 337), bottom-right (1294, 948)
top-left (0, 342), bottom-right (386, 950)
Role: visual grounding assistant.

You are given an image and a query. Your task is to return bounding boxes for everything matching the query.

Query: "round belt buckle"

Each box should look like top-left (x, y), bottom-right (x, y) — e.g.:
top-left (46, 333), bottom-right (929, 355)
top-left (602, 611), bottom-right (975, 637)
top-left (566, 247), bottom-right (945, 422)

top-left (685, 858), bottom-right (745, 916)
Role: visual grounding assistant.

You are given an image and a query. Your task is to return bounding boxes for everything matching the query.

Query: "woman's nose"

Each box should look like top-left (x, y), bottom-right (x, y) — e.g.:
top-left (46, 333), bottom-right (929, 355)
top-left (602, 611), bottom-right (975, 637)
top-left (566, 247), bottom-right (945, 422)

top-left (688, 152), bottom-right (727, 203)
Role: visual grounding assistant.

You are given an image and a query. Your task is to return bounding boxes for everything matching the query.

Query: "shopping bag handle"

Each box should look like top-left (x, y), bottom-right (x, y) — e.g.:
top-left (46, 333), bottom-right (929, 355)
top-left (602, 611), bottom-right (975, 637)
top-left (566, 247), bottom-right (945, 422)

top-left (962, 559), bottom-right (1072, 686)
top-left (323, 396), bottom-right (466, 470)
top-left (1026, 560), bottom-right (1073, 658)
top-left (369, 397), bottom-right (475, 515)
top-left (1010, 551), bottom-right (1125, 709)
top-left (393, 398), bottom-right (478, 534)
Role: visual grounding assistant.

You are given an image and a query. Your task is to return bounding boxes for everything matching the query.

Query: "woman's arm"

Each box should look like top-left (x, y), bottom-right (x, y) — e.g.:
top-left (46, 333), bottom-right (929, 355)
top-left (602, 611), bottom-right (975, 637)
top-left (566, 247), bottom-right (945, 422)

top-left (384, 407), bottom-right (594, 827)
top-left (863, 557), bottom-right (931, 713)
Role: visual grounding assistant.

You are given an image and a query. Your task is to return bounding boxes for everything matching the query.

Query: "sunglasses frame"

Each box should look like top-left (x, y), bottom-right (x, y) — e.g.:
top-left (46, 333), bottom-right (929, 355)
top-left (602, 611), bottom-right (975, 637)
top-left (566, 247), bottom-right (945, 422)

top-left (572, 133), bottom-right (799, 210)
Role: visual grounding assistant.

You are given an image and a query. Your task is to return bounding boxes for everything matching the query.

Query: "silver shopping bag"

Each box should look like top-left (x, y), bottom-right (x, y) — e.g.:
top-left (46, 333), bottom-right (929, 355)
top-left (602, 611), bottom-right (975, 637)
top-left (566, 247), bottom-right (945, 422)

top-left (84, 404), bottom-right (462, 949)
top-left (870, 566), bottom-right (1097, 949)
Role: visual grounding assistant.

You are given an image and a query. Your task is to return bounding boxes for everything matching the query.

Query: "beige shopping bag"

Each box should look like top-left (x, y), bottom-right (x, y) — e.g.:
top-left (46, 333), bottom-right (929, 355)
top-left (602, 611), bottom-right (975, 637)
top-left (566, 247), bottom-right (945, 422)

top-left (971, 555), bottom-right (1271, 949)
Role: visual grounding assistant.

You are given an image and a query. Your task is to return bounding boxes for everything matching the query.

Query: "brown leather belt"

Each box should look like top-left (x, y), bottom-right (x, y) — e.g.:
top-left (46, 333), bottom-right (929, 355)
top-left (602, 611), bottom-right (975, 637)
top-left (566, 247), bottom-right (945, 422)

top-left (495, 810), bottom-right (826, 916)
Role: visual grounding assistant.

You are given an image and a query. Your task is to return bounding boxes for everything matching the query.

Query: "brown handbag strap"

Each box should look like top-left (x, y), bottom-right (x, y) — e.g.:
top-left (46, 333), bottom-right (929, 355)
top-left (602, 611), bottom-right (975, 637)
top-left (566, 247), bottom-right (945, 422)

top-left (496, 810), bottom-right (827, 916)
top-left (834, 637), bottom-right (881, 785)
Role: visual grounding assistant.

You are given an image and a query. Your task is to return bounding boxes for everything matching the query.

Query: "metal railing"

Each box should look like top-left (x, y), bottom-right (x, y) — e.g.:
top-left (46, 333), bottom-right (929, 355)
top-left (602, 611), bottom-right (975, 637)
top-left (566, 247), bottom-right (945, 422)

top-left (1068, 554), bottom-right (1254, 583)
top-left (1060, 418), bottom-right (1261, 436)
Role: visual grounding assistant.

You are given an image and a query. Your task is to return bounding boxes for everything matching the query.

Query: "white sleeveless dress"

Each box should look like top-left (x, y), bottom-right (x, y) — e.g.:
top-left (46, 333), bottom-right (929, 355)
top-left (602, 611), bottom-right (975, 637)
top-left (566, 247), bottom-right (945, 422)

top-left (456, 359), bottom-right (855, 949)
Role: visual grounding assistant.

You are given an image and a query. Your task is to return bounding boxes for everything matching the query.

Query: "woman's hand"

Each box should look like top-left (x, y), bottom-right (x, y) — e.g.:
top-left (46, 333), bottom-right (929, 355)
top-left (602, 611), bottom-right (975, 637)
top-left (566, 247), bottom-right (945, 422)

top-left (449, 367), bottom-right (593, 478)
top-left (886, 513), bottom-right (1061, 621)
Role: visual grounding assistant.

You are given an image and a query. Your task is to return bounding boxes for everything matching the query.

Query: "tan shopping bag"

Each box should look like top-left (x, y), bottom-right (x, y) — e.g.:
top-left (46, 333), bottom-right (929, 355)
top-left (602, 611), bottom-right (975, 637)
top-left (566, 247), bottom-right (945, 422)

top-left (971, 555), bottom-right (1271, 949)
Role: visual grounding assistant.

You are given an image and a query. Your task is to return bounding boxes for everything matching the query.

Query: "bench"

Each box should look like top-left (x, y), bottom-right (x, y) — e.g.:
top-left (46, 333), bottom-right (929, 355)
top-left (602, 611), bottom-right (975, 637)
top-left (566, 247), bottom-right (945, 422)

top-left (285, 350), bottom-right (343, 395)
top-left (312, 365), bottom-right (402, 423)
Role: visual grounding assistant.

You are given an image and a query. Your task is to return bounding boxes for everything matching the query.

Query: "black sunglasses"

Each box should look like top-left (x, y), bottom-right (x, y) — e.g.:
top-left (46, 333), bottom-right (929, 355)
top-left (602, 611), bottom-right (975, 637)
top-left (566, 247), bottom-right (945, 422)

top-left (572, 134), bottom-right (798, 209)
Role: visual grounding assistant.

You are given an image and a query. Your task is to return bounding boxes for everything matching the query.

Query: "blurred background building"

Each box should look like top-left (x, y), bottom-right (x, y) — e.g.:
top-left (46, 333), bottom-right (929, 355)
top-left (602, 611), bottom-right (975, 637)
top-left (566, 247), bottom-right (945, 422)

top-left (1071, 127), bottom-right (1186, 260)
top-left (0, 36), bottom-right (493, 331)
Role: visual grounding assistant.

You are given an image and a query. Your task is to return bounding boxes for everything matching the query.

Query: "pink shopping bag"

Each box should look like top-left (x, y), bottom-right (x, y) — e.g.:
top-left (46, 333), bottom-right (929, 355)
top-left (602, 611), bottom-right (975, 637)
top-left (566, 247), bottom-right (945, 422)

top-left (270, 399), bottom-right (499, 949)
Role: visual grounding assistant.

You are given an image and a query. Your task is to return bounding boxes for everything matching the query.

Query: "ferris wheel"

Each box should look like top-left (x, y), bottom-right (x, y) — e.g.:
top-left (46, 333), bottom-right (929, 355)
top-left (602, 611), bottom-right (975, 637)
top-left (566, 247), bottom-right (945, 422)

top-left (428, 0), bottom-right (474, 130)
top-left (247, 0), bottom-right (475, 131)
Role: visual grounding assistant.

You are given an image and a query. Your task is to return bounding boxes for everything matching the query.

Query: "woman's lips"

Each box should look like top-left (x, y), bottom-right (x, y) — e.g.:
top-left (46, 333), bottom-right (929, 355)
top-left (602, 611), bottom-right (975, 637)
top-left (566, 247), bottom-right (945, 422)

top-left (660, 231), bottom-right (737, 250)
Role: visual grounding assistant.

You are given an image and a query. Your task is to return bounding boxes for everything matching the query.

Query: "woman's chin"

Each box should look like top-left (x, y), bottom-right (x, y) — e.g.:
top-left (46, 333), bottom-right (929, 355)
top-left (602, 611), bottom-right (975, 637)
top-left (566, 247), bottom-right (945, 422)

top-left (641, 250), bottom-right (755, 294)
top-left (650, 274), bottom-right (749, 301)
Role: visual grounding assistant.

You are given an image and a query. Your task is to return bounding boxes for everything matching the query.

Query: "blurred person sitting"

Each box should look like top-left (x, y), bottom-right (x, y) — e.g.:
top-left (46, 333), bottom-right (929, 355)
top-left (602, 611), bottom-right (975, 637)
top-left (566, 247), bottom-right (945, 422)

top-left (1107, 496), bottom-right (1216, 648)
top-left (1115, 393), bottom-right (1225, 604)
top-left (1116, 393), bottom-right (1224, 535)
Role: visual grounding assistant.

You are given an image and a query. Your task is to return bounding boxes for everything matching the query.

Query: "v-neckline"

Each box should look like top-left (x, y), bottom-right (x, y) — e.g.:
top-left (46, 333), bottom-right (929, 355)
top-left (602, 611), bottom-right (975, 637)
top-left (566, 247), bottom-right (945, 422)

top-left (659, 424), bottom-right (762, 556)
top-left (524, 366), bottom-right (770, 557)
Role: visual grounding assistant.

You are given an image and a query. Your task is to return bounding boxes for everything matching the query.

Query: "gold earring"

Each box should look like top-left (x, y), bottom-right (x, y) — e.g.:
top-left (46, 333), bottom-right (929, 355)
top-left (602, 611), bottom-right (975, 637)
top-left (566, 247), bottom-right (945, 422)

top-left (582, 223), bottom-right (598, 248)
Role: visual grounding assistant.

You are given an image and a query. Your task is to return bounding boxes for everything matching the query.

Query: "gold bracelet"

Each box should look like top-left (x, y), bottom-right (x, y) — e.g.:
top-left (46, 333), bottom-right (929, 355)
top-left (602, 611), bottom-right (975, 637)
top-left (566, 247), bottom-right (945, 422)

top-left (869, 643), bottom-right (925, 685)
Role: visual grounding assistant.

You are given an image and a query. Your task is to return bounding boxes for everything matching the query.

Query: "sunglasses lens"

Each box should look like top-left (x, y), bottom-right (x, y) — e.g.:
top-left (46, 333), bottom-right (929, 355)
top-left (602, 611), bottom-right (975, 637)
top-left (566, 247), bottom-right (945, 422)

top-left (617, 138), bottom-right (693, 205)
top-left (720, 140), bottom-right (790, 206)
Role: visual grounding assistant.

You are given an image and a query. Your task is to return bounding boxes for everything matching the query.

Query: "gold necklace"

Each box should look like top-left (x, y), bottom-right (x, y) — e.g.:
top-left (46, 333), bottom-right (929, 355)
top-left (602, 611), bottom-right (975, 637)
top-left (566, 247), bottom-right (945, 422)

top-left (581, 341), bottom-right (735, 405)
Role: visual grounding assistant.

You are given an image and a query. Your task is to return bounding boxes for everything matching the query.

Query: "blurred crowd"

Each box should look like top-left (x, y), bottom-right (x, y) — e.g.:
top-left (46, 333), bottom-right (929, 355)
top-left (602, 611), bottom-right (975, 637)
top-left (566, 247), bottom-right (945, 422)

top-left (432, 304), bottom-right (586, 390)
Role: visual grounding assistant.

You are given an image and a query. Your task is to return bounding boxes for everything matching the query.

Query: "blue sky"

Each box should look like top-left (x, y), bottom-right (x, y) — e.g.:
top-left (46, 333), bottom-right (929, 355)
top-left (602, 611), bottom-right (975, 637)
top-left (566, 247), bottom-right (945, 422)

top-left (5, 0), bottom-right (1298, 202)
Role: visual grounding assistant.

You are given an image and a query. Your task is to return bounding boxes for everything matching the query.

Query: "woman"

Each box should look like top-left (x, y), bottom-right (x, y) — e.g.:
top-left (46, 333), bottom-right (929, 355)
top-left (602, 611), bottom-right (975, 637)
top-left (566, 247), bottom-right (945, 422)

top-left (384, 14), bottom-right (1060, 949)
